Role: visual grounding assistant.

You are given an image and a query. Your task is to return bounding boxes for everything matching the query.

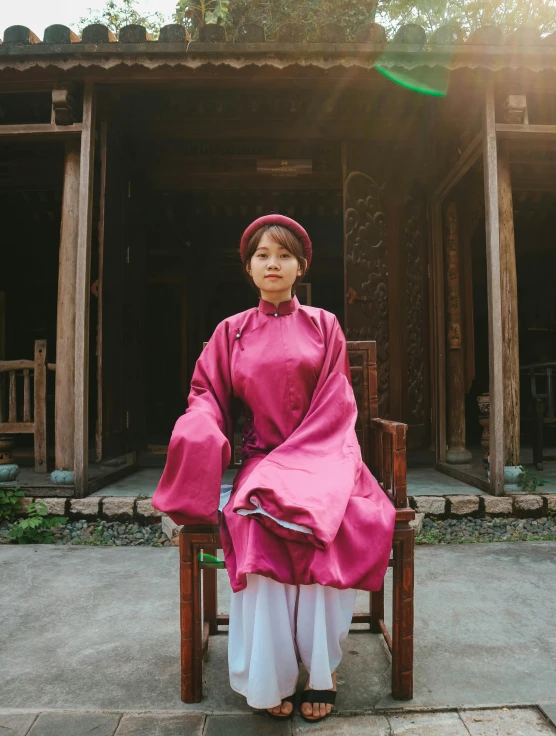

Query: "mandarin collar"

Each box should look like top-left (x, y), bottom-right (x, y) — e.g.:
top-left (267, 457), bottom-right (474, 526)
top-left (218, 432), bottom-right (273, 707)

top-left (257, 295), bottom-right (300, 316)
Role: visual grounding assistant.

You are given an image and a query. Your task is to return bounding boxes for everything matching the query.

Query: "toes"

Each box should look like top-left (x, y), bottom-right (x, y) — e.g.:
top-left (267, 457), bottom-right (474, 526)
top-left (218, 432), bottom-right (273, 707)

top-left (281, 701), bottom-right (293, 715)
top-left (301, 702), bottom-right (313, 717)
top-left (312, 703), bottom-right (320, 718)
top-left (326, 704), bottom-right (332, 714)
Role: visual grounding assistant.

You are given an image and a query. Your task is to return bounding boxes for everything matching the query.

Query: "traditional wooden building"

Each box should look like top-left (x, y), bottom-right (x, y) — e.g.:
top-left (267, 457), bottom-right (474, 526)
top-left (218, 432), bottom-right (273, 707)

top-left (1, 20), bottom-right (555, 498)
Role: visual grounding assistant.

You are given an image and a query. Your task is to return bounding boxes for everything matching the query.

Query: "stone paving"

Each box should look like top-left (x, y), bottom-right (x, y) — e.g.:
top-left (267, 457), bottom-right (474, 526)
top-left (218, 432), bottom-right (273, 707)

top-left (0, 708), bottom-right (555, 735)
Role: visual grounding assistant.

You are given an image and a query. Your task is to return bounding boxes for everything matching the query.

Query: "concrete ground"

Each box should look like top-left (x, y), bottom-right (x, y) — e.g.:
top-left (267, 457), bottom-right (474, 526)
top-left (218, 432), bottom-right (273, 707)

top-left (1, 542), bottom-right (555, 724)
top-left (93, 466), bottom-right (482, 498)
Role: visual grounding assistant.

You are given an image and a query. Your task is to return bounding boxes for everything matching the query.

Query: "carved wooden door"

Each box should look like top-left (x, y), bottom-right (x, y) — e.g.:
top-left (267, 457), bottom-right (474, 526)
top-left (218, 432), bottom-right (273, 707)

top-left (343, 145), bottom-right (430, 446)
top-left (399, 190), bottom-right (430, 448)
top-left (343, 167), bottom-right (390, 418)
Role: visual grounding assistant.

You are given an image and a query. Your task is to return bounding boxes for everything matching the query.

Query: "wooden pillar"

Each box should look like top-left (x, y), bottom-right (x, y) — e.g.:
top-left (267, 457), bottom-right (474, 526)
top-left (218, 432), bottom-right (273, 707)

top-left (482, 79), bottom-right (505, 495)
top-left (497, 142), bottom-right (520, 466)
top-left (444, 202), bottom-right (471, 464)
top-left (54, 140), bottom-right (80, 474)
top-left (74, 82), bottom-right (96, 497)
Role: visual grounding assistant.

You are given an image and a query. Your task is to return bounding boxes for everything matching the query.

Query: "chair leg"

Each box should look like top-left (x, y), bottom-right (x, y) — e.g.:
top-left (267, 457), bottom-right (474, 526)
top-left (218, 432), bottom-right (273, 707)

top-left (180, 531), bottom-right (203, 703)
top-left (534, 399), bottom-right (544, 471)
top-left (392, 526), bottom-right (414, 700)
top-left (370, 585), bottom-right (384, 633)
top-left (203, 545), bottom-right (219, 635)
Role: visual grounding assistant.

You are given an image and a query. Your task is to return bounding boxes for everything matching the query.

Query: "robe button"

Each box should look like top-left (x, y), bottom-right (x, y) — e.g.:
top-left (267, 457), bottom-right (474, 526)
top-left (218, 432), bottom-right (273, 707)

top-left (274, 312), bottom-right (279, 317)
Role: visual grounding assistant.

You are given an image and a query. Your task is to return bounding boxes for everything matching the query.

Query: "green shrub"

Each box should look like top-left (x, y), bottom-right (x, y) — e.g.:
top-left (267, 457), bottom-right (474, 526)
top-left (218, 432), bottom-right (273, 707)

top-left (0, 486), bottom-right (25, 521)
top-left (8, 501), bottom-right (67, 544)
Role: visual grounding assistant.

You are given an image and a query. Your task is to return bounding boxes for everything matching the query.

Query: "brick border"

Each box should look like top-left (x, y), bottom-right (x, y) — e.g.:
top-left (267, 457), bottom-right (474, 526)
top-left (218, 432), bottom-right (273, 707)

top-left (14, 496), bottom-right (162, 521)
top-left (11, 493), bottom-right (556, 522)
top-left (411, 494), bottom-right (556, 519)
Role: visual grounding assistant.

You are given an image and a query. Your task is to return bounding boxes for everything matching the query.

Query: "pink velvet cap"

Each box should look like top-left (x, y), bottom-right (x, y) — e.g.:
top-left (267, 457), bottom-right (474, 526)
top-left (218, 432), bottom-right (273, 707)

top-left (239, 214), bottom-right (312, 267)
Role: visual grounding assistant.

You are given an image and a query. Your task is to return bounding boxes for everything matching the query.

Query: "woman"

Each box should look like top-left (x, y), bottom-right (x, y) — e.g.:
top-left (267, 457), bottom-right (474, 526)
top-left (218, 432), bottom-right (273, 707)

top-left (152, 214), bottom-right (396, 722)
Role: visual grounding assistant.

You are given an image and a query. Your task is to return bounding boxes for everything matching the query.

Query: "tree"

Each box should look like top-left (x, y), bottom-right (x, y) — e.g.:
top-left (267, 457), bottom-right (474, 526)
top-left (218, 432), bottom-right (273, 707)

top-left (79, 0), bottom-right (167, 39)
top-left (77, 0), bottom-right (556, 41)
top-left (377, 0), bottom-right (556, 36)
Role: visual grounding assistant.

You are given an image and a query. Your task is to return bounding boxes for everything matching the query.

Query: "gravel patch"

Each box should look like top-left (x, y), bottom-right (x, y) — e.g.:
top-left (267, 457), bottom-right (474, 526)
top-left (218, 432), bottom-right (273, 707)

top-left (0, 519), bottom-right (171, 546)
top-left (417, 515), bottom-right (556, 544)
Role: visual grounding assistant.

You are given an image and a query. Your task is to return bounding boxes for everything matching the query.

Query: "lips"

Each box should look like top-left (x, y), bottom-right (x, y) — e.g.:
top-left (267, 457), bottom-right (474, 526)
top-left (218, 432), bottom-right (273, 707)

top-left (265, 275), bottom-right (281, 279)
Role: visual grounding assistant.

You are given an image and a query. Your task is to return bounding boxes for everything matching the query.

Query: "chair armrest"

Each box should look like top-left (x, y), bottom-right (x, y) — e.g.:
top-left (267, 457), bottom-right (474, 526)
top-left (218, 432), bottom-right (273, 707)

top-left (369, 418), bottom-right (408, 509)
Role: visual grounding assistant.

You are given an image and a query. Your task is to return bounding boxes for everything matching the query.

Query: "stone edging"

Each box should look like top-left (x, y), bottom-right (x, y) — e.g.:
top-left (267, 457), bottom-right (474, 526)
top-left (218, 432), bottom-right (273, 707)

top-left (410, 494), bottom-right (556, 518)
top-left (15, 493), bottom-right (556, 525)
top-left (16, 496), bottom-right (162, 521)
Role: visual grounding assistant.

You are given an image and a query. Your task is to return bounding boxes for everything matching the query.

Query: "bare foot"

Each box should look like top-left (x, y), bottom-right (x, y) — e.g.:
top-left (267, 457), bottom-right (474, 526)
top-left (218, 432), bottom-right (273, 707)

top-left (301, 671), bottom-right (336, 720)
top-left (267, 697), bottom-right (294, 718)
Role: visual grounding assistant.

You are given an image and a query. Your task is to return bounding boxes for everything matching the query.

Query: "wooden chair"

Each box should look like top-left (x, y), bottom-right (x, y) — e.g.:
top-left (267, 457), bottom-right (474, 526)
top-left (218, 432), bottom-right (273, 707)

top-left (179, 341), bottom-right (414, 703)
top-left (0, 340), bottom-right (53, 472)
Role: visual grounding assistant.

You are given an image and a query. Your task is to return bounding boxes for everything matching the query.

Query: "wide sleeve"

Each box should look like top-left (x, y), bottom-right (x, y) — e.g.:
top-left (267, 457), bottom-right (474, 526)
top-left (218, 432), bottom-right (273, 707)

top-left (231, 316), bottom-right (361, 549)
top-left (152, 320), bottom-right (234, 526)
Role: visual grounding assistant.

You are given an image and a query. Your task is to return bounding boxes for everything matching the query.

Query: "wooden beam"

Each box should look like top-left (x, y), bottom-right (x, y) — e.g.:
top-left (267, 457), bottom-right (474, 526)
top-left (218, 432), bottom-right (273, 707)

top-left (497, 141), bottom-right (520, 467)
top-left (432, 131), bottom-right (483, 202)
top-left (55, 139), bottom-right (80, 473)
top-left (0, 423), bottom-right (34, 434)
top-left (496, 123), bottom-right (556, 141)
top-left (0, 123), bottom-right (83, 140)
top-left (74, 82), bottom-right (96, 497)
top-left (482, 79), bottom-right (504, 496)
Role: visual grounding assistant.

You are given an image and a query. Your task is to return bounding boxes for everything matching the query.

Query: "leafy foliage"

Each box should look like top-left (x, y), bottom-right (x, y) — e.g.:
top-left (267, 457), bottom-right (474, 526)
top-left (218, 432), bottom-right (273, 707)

top-left (376, 0), bottom-right (556, 36)
top-left (0, 487), bottom-right (25, 522)
top-left (77, 0), bottom-right (556, 40)
top-left (517, 466), bottom-right (546, 493)
top-left (8, 502), bottom-right (67, 544)
top-left (79, 0), bottom-right (166, 38)
top-left (174, 0), bottom-right (230, 30)
top-left (211, 0), bottom-right (379, 40)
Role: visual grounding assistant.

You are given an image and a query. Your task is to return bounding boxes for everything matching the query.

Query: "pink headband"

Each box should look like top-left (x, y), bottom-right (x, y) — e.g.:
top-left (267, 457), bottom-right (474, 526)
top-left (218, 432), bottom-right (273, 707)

top-left (239, 214), bottom-right (312, 268)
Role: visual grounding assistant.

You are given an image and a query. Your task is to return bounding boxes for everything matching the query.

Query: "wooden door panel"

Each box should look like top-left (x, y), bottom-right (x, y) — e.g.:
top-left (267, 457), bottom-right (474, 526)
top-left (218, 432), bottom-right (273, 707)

top-left (342, 142), bottom-right (430, 445)
top-left (400, 190), bottom-right (430, 448)
top-left (96, 124), bottom-right (145, 461)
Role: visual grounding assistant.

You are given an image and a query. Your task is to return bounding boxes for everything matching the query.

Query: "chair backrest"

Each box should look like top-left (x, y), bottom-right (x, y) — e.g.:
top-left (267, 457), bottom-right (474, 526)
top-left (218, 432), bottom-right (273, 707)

top-left (0, 340), bottom-right (54, 472)
top-left (202, 337), bottom-right (407, 508)
top-left (348, 341), bottom-right (407, 509)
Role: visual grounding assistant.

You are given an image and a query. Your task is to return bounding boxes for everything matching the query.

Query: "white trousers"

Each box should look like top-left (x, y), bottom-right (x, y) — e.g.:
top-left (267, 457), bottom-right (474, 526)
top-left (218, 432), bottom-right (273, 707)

top-left (228, 573), bottom-right (357, 709)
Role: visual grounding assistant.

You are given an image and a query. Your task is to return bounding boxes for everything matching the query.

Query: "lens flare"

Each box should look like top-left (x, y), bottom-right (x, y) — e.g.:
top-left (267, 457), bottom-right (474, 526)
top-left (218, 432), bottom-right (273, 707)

top-left (375, 64), bottom-right (450, 97)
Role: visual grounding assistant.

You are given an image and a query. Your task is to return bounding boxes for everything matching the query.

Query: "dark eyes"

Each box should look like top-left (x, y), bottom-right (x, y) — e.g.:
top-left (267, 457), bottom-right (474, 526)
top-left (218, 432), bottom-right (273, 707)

top-left (257, 253), bottom-right (291, 258)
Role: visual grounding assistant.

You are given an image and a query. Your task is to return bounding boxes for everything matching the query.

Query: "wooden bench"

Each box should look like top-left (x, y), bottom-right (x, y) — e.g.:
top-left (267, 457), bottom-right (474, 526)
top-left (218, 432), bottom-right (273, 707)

top-left (179, 340), bottom-right (414, 702)
top-left (0, 340), bottom-right (54, 472)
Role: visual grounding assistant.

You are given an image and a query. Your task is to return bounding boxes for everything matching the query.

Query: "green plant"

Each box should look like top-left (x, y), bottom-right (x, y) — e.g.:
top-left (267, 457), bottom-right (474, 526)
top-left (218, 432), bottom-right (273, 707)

top-left (8, 502), bottom-right (67, 544)
top-left (79, 0), bottom-right (166, 38)
top-left (415, 529), bottom-right (444, 545)
top-left (0, 486), bottom-right (25, 522)
top-left (174, 0), bottom-right (230, 32)
top-left (517, 466), bottom-right (546, 493)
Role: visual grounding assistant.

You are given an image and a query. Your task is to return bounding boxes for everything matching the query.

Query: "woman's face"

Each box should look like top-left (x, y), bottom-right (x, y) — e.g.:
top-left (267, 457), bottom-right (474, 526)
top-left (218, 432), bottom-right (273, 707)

top-left (246, 232), bottom-right (303, 303)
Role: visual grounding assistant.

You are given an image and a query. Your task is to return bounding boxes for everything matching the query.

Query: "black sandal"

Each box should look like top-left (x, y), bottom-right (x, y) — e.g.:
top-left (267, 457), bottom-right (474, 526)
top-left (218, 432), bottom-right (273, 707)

top-left (266, 693), bottom-right (297, 720)
top-left (299, 689), bottom-right (337, 722)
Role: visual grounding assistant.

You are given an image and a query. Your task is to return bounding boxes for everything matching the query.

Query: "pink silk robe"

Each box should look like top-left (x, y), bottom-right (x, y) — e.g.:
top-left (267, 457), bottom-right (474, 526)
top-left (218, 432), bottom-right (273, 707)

top-left (152, 295), bottom-right (396, 593)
